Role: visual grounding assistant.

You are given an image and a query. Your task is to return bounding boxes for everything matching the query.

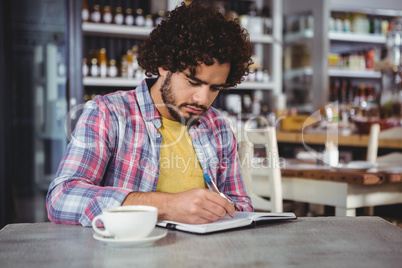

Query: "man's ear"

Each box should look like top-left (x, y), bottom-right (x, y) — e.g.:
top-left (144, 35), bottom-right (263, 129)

top-left (158, 67), bottom-right (168, 77)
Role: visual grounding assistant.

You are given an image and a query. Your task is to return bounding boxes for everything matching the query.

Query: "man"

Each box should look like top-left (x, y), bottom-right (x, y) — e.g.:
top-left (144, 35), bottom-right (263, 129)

top-left (46, 2), bottom-right (253, 227)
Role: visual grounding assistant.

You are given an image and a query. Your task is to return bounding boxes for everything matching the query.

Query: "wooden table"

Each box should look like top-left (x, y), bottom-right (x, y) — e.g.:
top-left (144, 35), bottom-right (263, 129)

top-left (276, 131), bottom-right (402, 149)
top-left (1, 218), bottom-right (402, 268)
top-left (253, 160), bottom-right (402, 216)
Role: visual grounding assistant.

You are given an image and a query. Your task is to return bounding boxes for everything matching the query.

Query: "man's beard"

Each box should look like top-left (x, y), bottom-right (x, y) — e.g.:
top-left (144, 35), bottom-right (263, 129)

top-left (160, 72), bottom-right (207, 126)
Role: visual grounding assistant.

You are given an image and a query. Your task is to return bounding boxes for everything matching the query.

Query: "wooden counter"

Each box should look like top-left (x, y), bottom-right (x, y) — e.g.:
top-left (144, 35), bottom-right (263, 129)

top-left (276, 131), bottom-right (402, 149)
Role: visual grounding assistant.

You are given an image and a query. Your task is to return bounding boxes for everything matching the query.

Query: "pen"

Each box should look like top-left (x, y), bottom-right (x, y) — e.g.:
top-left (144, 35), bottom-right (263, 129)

top-left (203, 173), bottom-right (239, 211)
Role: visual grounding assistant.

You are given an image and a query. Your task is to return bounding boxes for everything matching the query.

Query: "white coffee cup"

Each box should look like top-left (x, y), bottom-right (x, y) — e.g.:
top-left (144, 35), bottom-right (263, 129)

top-left (92, 205), bottom-right (157, 240)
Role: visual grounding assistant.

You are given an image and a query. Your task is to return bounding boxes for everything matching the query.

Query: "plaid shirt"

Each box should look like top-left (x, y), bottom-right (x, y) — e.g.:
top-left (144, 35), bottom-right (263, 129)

top-left (46, 79), bottom-right (252, 226)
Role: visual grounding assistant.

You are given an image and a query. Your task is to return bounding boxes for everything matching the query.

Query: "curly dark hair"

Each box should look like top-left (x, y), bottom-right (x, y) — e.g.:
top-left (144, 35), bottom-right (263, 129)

top-left (137, 2), bottom-right (253, 88)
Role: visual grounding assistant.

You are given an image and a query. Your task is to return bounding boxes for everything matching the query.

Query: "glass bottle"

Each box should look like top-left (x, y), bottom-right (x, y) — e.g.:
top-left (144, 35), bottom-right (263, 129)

top-left (114, 7), bottom-right (124, 25)
top-left (135, 67), bottom-right (144, 80)
top-left (126, 49), bottom-right (134, 78)
top-left (120, 55), bottom-right (128, 78)
top-left (102, 6), bottom-right (113, 24)
top-left (84, 94), bottom-right (91, 102)
top-left (90, 4), bottom-right (101, 23)
top-left (125, 8), bottom-right (134, 26)
top-left (82, 58), bottom-right (89, 77)
top-left (98, 48), bottom-right (108, 78)
top-left (145, 15), bottom-right (153, 28)
top-left (90, 58), bottom-right (99, 77)
top-left (263, 70), bottom-right (270, 83)
top-left (82, 0), bottom-right (89, 22)
top-left (131, 45), bottom-right (139, 71)
top-left (135, 9), bottom-right (145, 27)
top-left (154, 10), bottom-right (165, 26)
top-left (358, 84), bottom-right (367, 117)
top-left (255, 67), bottom-right (264, 83)
top-left (108, 59), bottom-right (118, 77)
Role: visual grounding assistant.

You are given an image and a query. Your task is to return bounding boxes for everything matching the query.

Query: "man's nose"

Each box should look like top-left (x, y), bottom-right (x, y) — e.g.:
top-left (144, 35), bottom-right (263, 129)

top-left (192, 86), bottom-right (209, 105)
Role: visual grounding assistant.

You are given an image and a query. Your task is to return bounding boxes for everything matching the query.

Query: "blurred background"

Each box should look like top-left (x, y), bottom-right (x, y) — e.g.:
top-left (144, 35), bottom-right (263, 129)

top-left (1, 0), bottom-right (402, 229)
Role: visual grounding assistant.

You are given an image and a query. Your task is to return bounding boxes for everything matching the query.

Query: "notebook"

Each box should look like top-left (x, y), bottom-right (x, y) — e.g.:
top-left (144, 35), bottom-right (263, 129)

top-left (156, 212), bottom-right (297, 234)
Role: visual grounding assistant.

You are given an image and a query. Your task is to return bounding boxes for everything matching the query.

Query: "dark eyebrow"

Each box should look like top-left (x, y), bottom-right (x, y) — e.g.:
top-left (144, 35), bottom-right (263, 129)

top-left (184, 72), bottom-right (227, 88)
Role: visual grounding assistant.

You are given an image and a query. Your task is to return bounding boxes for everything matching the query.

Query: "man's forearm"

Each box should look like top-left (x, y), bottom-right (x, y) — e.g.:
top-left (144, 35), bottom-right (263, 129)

top-left (121, 188), bottom-right (235, 224)
top-left (121, 191), bottom-right (173, 221)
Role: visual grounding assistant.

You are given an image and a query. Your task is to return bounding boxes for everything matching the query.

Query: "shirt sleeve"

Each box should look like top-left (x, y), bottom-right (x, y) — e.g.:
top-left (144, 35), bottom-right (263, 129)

top-left (221, 129), bottom-right (254, 212)
top-left (46, 99), bottom-right (133, 226)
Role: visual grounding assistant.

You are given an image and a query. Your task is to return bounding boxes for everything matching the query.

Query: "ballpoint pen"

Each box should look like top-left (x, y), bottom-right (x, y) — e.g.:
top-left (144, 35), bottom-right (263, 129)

top-left (203, 173), bottom-right (239, 211)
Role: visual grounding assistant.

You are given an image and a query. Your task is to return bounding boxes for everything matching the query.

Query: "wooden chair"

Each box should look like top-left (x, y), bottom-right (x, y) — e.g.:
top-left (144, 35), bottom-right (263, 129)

top-left (365, 124), bottom-right (402, 215)
top-left (367, 124), bottom-right (402, 164)
top-left (237, 126), bottom-right (283, 213)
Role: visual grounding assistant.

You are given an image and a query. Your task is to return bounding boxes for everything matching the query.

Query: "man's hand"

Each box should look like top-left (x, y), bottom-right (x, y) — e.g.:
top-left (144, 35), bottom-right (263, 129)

top-left (121, 188), bottom-right (235, 224)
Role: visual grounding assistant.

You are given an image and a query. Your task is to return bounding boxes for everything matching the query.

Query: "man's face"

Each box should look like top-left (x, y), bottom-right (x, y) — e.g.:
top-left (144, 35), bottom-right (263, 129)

top-left (158, 62), bottom-right (230, 125)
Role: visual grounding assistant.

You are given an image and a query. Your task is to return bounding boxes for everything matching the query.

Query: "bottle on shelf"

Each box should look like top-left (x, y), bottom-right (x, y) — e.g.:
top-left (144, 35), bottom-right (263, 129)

top-left (135, 67), bottom-right (145, 80)
top-left (131, 45), bottom-right (139, 71)
top-left (126, 49), bottom-right (134, 78)
top-left (252, 90), bottom-right (263, 115)
top-left (358, 84), bottom-right (368, 117)
top-left (90, 58), bottom-right (99, 77)
top-left (145, 15), bottom-right (153, 28)
top-left (102, 6), bottom-right (113, 24)
top-left (135, 9), bottom-right (145, 27)
top-left (263, 70), bottom-right (270, 83)
top-left (154, 10), bottom-right (165, 26)
top-left (366, 84), bottom-right (379, 119)
top-left (343, 13), bottom-right (351, 33)
top-left (84, 94), bottom-right (91, 102)
top-left (82, 0), bottom-right (89, 22)
top-left (125, 8), bottom-right (134, 26)
top-left (255, 67), bottom-right (264, 83)
top-left (108, 59), bottom-right (118, 77)
top-left (90, 4), bottom-right (101, 23)
top-left (247, 68), bottom-right (256, 82)
top-left (365, 49), bottom-right (375, 70)
top-left (82, 58), bottom-right (89, 77)
top-left (243, 94), bottom-right (252, 114)
top-left (120, 54), bottom-right (128, 78)
top-left (339, 79), bottom-right (349, 125)
top-left (382, 20), bottom-right (389, 36)
top-left (114, 7), bottom-right (124, 25)
top-left (98, 48), bottom-right (108, 78)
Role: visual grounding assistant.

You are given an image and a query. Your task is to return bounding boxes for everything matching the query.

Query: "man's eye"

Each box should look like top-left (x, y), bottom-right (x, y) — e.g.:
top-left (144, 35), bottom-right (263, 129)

top-left (212, 87), bottom-right (224, 92)
top-left (188, 80), bottom-right (200, 86)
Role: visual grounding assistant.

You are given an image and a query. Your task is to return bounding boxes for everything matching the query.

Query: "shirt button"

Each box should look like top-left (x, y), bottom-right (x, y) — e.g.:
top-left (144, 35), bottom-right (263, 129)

top-left (156, 133), bottom-right (161, 138)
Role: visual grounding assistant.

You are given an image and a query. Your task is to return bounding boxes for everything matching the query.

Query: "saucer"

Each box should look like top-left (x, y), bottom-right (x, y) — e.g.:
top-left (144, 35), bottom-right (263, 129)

top-left (93, 228), bottom-right (167, 248)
